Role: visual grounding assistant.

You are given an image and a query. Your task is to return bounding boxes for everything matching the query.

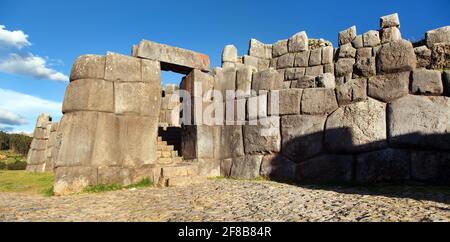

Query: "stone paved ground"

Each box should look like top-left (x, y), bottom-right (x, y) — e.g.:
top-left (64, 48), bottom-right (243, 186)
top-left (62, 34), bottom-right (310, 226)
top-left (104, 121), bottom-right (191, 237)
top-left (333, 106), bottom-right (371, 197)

top-left (0, 179), bottom-right (449, 222)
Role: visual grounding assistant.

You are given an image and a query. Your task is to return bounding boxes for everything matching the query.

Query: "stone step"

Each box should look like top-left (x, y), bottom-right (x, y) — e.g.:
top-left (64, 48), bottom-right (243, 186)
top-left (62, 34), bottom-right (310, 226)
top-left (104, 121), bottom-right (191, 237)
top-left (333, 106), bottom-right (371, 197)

top-left (157, 136), bottom-right (163, 142)
top-left (161, 163), bottom-right (198, 178)
top-left (157, 145), bottom-right (175, 152)
top-left (163, 175), bottom-right (207, 187)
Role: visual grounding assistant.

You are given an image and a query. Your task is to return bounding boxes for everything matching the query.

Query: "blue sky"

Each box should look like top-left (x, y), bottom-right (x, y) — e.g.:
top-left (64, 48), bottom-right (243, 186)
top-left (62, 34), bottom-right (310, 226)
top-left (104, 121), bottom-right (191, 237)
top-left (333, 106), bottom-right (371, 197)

top-left (0, 0), bottom-right (449, 133)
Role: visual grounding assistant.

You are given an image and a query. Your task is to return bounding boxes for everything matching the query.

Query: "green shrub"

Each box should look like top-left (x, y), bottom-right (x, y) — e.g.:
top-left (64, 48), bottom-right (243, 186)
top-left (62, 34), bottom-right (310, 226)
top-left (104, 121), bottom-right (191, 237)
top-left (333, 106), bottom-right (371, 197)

top-left (7, 160), bottom-right (27, 170)
top-left (0, 161), bottom-right (6, 170)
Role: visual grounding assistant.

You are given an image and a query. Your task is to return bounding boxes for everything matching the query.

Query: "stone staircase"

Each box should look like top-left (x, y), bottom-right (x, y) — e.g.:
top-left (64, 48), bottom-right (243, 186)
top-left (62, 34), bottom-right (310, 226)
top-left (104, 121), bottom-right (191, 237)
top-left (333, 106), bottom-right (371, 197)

top-left (155, 136), bottom-right (207, 187)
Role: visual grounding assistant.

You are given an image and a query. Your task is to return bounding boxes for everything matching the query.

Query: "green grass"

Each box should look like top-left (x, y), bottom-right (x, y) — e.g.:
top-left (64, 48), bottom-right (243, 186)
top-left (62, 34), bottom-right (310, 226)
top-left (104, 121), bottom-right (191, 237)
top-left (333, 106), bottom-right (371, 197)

top-left (83, 179), bottom-right (154, 194)
top-left (0, 150), bottom-right (27, 170)
top-left (0, 170), bottom-right (54, 196)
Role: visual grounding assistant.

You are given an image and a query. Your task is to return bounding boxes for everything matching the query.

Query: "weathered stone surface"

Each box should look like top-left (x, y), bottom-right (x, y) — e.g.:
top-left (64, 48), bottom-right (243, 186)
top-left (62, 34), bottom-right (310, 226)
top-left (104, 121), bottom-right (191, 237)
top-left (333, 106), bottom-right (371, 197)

top-left (368, 72), bottom-right (410, 102)
top-left (316, 73), bottom-right (336, 88)
top-left (277, 53), bottom-right (295, 69)
top-left (323, 64), bottom-right (334, 74)
top-left (411, 69), bottom-right (443, 95)
top-left (35, 113), bottom-right (51, 128)
top-left (294, 50), bottom-right (310, 67)
top-left (182, 125), bottom-right (215, 160)
top-left (380, 13), bottom-right (400, 28)
top-left (363, 30), bottom-right (381, 47)
top-left (258, 58), bottom-right (271, 71)
top-left (243, 55), bottom-right (259, 69)
top-left (414, 46), bottom-right (432, 68)
top-left (243, 117), bottom-right (281, 155)
top-left (292, 75), bottom-right (316, 89)
top-left (196, 159), bottom-right (221, 177)
top-left (388, 95), bottom-right (450, 150)
top-left (281, 115), bottom-right (326, 162)
top-left (217, 125), bottom-right (245, 159)
top-left (54, 166), bottom-right (98, 195)
top-left (336, 78), bottom-right (368, 106)
top-left (325, 98), bottom-right (387, 152)
top-left (63, 79), bottom-right (114, 113)
top-left (339, 26), bottom-right (357, 46)
top-left (285, 68), bottom-right (305, 80)
top-left (249, 39), bottom-right (272, 59)
top-left (411, 151), bottom-right (450, 184)
top-left (288, 31), bottom-right (308, 52)
top-left (356, 48), bottom-right (373, 58)
top-left (222, 45), bottom-right (238, 63)
top-left (27, 150), bottom-right (46, 165)
top-left (247, 92), bottom-right (268, 121)
top-left (335, 58), bottom-right (355, 77)
top-left (426, 26), bottom-right (450, 48)
top-left (322, 46), bottom-right (334, 64)
top-left (356, 149), bottom-right (410, 183)
top-left (301, 88), bottom-right (338, 115)
top-left (430, 43), bottom-right (450, 69)
top-left (70, 55), bottom-right (105, 81)
top-left (230, 155), bottom-right (263, 179)
top-left (296, 155), bottom-right (353, 184)
top-left (279, 88), bottom-right (302, 115)
top-left (354, 57), bottom-right (376, 77)
top-left (105, 53), bottom-right (141, 82)
top-left (272, 40), bottom-right (288, 57)
top-left (114, 82), bottom-right (160, 117)
top-left (352, 35), bottom-right (364, 49)
top-left (137, 39), bottom-right (210, 73)
top-left (97, 167), bottom-right (135, 186)
top-left (236, 66), bottom-right (255, 97)
top-left (305, 65), bottom-right (323, 77)
top-left (309, 49), bottom-right (322, 66)
top-left (377, 40), bottom-right (416, 74)
top-left (260, 154), bottom-right (296, 181)
top-left (185, 69), bottom-right (215, 97)
top-left (141, 59), bottom-right (161, 84)
top-left (220, 158), bottom-right (233, 177)
top-left (338, 43), bottom-right (356, 58)
top-left (252, 68), bottom-right (283, 92)
top-left (380, 27), bottom-right (402, 44)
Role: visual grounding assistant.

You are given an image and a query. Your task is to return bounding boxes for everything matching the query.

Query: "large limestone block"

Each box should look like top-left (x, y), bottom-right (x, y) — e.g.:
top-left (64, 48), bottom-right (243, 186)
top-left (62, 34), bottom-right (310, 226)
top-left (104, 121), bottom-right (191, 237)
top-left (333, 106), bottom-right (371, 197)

top-left (63, 79), bottom-right (114, 113)
top-left (114, 82), bottom-right (161, 117)
top-left (426, 26), bottom-right (450, 48)
top-left (222, 45), bottom-right (238, 63)
top-left (322, 46), bottom-right (334, 64)
top-left (388, 95), bottom-right (450, 150)
top-left (334, 58), bottom-right (355, 77)
top-left (56, 112), bottom-right (120, 168)
top-left (368, 72), bottom-right (410, 102)
top-left (309, 48), bottom-right (322, 66)
top-left (35, 114), bottom-right (51, 128)
top-left (411, 69), bottom-right (443, 95)
top-left (243, 117), bottom-right (281, 155)
top-left (182, 125), bottom-right (215, 160)
top-left (363, 30), bottom-right (381, 47)
top-left (411, 151), bottom-right (450, 184)
top-left (141, 59), bottom-right (161, 84)
top-left (184, 69), bottom-right (214, 97)
top-left (26, 149), bottom-right (46, 165)
top-left (30, 139), bottom-right (47, 150)
top-left (305, 65), bottom-right (323, 77)
top-left (236, 66), bottom-right (255, 97)
top-left (260, 154), bottom-right (296, 181)
top-left (288, 31), bottom-right (308, 52)
top-left (33, 128), bottom-right (48, 140)
top-left (336, 78), bottom-right (368, 106)
top-left (356, 149), bottom-right (410, 183)
top-left (339, 26), bottom-right (357, 46)
top-left (284, 68), bottom-right (305, 81)
top-left (252, 68), bottom-right (283, 92)
top-left (292, 75), bottom-right (316, 89)
top-left (281, 115), bottom-right (326, 163)
top-left (376, 40), bottom-right (416, 74)
top-left (294, 50), bottom-right (310, 67)
top-left (137, 39), bottom-right (210, 73)
top-left (98, 167), bottom-right (134, 186)
top-left (380, 27), bottom-right (402, 44)
top-left (430, 43), bottom-right (450, 69)
top-left (70, 55), bottom-right (105, 81)
top-left (414, 46), bottom-right (432, 68)
top-left (301, 88), bottom-right (338, 115)
top-left (295, 155), bottom-right (353, 184)
top-left (117, 115), bottom-right (159, 166)
top-left (216, 125), bottom-right (245, 159)
top-left (325, 98), bottom-right (387, 152)
top-left (230, 155), bottom-right (263, 179)
top-left (105, 53), bottom-right (141, 82)
top-left (277, 53), bottom-right (295, 69)
top-left (380, 13), bottom-right (400, 28)
top-left (272, 40), bottom-right (288, 57)
top-left (352, 35), bottom-right (363, 49)
top-left (338, 43), bottom-right (356, 58)
top-left (54, 166), bottom-right (98, 195)
top-left (278, 88), bottom-right (302, 115)
top-left (249, 39), bottom-right (272, 59)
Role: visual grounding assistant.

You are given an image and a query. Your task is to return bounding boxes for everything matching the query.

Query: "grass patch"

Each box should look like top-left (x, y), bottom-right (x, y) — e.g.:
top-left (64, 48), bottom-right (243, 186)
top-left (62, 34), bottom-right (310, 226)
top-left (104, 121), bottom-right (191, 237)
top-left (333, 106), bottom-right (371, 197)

top-left (0, 150), bottom-right (27, 170)
top-left (0, 170), bottom-right (54, 196)
top-left (83, 178), bottom-right (154, 194)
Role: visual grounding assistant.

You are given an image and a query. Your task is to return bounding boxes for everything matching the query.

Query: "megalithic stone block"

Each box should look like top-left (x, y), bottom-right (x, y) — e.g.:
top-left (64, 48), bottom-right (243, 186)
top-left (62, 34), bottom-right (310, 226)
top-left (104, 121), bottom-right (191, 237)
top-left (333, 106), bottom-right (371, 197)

top-left (136, 39), bottom-right (210, 74)
top-left (70, 55), bottom-right (106, 81)
top-left (63, 79), bottom-right (114, 113)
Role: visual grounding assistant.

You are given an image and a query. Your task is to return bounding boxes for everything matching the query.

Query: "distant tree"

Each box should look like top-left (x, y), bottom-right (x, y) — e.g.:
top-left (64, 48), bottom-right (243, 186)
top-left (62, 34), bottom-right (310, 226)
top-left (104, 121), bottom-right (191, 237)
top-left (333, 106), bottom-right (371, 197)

top-left (9, 134), bottom-right (32, 155)
top-left (0, 131), bottom-right (10, 150)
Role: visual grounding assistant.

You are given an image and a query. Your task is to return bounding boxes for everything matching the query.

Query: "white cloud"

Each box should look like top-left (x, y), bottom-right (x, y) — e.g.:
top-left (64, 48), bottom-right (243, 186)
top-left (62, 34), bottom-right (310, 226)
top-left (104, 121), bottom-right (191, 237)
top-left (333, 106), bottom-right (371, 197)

top-left (0, 53), bottom-right (69, 82)
top-left (0, 108), bottom-right (28, 125)
top-left (0, 88), bottom-right (62, 133)
top-left (0, 25), bottom-right (31, 49)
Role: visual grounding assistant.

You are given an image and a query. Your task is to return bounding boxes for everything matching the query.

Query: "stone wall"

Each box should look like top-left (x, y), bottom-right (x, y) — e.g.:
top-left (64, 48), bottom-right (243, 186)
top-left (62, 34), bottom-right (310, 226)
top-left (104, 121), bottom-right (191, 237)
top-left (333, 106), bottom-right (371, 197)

top-left (26, 114), bottom-right (59, 172)
top-left (159, 84), bottom-right (181, 128)
top-left (209, 13), bottom-right (450, 184)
